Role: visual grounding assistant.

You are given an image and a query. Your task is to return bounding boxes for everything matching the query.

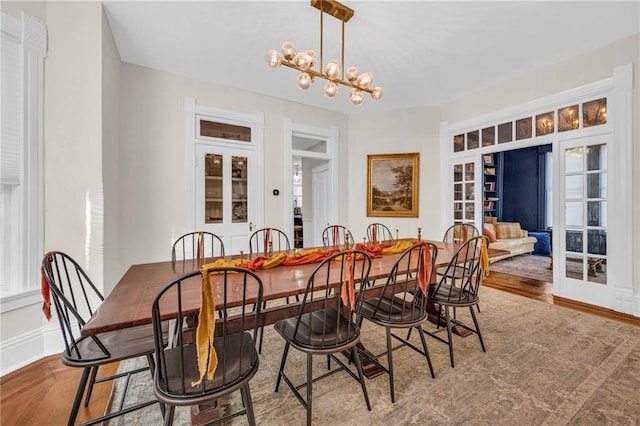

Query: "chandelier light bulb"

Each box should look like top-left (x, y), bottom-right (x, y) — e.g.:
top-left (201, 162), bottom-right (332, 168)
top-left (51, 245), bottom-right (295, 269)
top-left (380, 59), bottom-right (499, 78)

top-left (324, 80), bottom-right (338, 98)
top-left (324, 59), bottom-right (341, 80)
top-left (349, 88), bottom-right (364, 106)
top-left (371, 86), bottom-right (384, 100)
top-left (294, 51), bottom-right (312, 70)
top-left (296, 72), bottom-right (313, 90)
top-left (356, 72), bottom-right (374, 89)
top-left (345, 66), bottom-right (359, 82)
top-left (306, 50), bottom-right (318, 68)
top-left (281, 42), bottom-right (297, 61)
top-left (265, 50), bottom-right (283, 68)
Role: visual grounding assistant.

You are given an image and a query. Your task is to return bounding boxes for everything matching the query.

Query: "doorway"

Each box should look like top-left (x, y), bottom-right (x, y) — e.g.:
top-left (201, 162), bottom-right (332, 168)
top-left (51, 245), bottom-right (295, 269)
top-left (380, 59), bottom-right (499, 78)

top-left (283, 119), bottom-right (338, 247)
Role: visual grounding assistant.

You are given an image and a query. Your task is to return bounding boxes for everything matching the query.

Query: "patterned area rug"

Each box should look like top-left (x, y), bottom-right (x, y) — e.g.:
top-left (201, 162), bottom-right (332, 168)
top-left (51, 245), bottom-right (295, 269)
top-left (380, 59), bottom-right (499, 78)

top-left (490, 254), bottom-right (553, 283)
top-left (106, 286), bottom-right (640, 425)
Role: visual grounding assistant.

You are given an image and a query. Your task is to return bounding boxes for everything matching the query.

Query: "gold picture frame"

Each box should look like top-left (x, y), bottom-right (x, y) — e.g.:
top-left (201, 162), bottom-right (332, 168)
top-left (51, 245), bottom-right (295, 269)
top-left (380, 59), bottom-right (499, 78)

top-left (367, 153), bottom-right (419, 217)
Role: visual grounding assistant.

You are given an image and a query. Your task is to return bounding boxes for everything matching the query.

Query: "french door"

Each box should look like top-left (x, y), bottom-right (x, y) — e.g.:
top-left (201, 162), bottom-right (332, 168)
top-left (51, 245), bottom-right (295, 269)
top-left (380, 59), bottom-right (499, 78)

top-left (557, 135), bottom-right (609, 305)
top-left (195, 144), bottom-right (255, 254)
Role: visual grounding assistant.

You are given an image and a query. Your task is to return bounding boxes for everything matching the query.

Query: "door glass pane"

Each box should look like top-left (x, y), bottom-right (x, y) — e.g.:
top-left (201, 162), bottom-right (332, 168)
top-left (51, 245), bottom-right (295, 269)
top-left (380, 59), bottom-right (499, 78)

top-left (566, 255), bottom-right (584, 280)
top-left (565, 229), bottom-right (583, 253)
top-left (465, 204), bottom-right (474, 220)
top-left (565, 175), bottom-right (582, 199)
top-left (465, 163), bottom-right (474, 180)
top-left (465, 182), bottom-right (474, 200)
top-left (587, 144), bottom-right (607, 171)
top-left (231, 156), bottom-right (248, 223)
top-left (587, 229), bottom-right (607, 255)
top-left (587, 201), bottom-right (606, 227)
top-left (587, 172), bottom-right (607, 198)
top-left (453, 165), bottom-right (463, 181)
top-left (565, 202), bottom-right (583, 226)
top-left (454, 183), bottom-right (462, 200)
top-left (205, 154), bottom-right (223, 224)
top-left (587, 256), bottom-right (607, 284)
top-left (467, 130), bottom-right (479, 150)
top-left (565, 147), bottom-right (583, 173)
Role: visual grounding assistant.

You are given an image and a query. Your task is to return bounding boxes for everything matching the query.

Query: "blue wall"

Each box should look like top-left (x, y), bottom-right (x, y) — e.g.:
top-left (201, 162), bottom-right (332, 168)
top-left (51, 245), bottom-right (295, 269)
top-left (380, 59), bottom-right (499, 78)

top-left (501, 145), bottom-right (551, 232)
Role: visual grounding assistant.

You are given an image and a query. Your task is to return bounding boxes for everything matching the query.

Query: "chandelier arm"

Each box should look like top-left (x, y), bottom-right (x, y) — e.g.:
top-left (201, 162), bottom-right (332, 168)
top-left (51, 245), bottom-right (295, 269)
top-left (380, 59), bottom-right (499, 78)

top-left (281, 61), bottom-right (375, 95)
top-left (319, 0), bottom-right (324, 71)
top-left (341, 20), bottom-right (345, 80)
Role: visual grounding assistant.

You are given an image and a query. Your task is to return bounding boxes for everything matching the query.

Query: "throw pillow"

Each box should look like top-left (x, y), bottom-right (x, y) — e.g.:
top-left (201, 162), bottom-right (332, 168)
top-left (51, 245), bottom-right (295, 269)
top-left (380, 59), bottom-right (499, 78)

top-left (483, 225), bottom-right (497, 243)
top-left (495, 222), bottom-right (522, 239)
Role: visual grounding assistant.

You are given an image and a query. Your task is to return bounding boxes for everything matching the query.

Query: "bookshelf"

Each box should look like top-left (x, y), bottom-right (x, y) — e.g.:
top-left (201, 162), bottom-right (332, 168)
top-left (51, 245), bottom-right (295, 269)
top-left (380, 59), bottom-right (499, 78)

top-left (483, 153), bottom-right (501, 220)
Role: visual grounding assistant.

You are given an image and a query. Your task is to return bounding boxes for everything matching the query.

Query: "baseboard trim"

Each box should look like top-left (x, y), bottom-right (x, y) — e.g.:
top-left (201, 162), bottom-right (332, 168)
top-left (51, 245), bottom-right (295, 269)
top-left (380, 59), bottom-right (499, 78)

top-left (553, 295), bottom-right (640, 326)
top-left (0, 323), bottom-right (64, 376)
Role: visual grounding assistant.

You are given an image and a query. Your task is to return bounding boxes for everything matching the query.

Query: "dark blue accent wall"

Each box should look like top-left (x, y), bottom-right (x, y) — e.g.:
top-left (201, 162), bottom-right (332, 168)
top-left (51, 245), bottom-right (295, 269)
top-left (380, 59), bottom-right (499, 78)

top-left (501, 145), bottom-right (551, 232)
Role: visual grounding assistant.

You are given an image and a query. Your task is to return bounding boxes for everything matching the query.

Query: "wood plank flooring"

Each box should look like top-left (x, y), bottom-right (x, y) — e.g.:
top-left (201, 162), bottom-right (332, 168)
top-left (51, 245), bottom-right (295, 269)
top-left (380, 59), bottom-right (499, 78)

top-left (1, 272), bottom-right (637, 425)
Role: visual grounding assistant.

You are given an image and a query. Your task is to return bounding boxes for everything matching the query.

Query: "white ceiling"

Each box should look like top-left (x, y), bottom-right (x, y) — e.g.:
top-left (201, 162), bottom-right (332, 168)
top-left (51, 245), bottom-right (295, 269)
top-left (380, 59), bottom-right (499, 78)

top-left (103, 1), bottom-right (640, 115)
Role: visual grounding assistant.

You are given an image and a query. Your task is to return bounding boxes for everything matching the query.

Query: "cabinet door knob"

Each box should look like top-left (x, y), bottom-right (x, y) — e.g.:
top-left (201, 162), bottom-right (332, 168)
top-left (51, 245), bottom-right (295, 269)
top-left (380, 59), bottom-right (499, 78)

top-left (249, 222), bottom-right (253, 232)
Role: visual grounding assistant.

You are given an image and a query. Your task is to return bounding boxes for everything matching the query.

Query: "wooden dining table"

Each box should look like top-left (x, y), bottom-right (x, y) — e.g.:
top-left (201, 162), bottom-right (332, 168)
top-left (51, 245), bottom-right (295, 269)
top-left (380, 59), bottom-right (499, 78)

top-left (82, 240), bottom-right (468, 339)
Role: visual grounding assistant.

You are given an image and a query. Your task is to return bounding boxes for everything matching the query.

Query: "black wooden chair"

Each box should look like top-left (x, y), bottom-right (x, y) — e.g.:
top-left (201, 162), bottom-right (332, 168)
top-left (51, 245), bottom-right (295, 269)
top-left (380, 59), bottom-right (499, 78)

top-left (248, 227), bottom-right (290, 255)
top-left (423, 236), bottom-right (487, 367)
top-left (366, 222), bottom-right (394, 244)
top-left (359, 241), bottom-right (438, 402)
top-left (274, 250), bottom-right (372, 425)
top-left (171, 231), bottom-right (225, 262)
top-left (321, 225), bottom-right (354, 249)
top-left (442, 223), bottom-right (480, 244)
top-left (42, 251), bottom-right (163, 426)
top-left (151, 266), bottom-right (263, 426)
top-left (248, 227), bottom-right (293, 353)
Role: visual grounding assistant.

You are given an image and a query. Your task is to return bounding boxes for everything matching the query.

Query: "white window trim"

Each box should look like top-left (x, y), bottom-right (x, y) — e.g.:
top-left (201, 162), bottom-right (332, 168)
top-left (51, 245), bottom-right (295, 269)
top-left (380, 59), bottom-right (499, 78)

top-left (0, 12), bottom-right (47, 313)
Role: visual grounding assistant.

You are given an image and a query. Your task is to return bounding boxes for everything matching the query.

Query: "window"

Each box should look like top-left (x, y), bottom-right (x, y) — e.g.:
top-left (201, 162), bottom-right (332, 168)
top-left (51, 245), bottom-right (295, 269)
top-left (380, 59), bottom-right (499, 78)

top-left (0, 13), bottom-right (47, 311)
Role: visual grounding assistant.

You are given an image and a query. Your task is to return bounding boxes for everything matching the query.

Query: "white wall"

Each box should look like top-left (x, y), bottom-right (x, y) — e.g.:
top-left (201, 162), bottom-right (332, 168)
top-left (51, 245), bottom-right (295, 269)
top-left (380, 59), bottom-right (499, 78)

top-left (117, 63), bottom-right (349, 269)
top-left (347, 107), bottom-right (442, 241)
top-left (0, 1), bottom-right (106, 374)
top-left (101, 6), bottom-right (121, 293)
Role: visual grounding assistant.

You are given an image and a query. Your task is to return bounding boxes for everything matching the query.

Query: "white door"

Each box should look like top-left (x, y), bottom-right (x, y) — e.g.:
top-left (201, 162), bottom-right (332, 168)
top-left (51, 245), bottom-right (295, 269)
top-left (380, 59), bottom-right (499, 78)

top-left (195, 144), bottom-right (255, 254)
top-left (312, 163), bottom-right (330, 247)
top-left (556, 135), bottom-right (610, 306)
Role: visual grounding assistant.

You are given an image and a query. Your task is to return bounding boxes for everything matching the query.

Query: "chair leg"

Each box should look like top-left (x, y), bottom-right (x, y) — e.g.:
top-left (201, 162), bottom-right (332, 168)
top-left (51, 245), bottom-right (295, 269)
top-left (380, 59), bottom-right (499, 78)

top-left (241, 384), bottom-right (257, 426)
top-left (275, 342), bottom-right (290, 392)
top-left (306, 352), bottom-right (313, 426)
top-left (417, 325), bottom-right (435, 378)
top-left (163, 405), bottom-right (175, 426)
top-left (386, 328), bottom-right (395, 403)
top-left (84, 365), bottom-right (99, 407)
top-left (258, 325), bottom-right (264, 354)
top-left (444, 307), bottom-right (455, 368)
top-left (69, 367), bottom-right (91, 426)
top-left (351, 346), bottom-right (371, 411)
top-left (469, 305), bottom-right (486, 352)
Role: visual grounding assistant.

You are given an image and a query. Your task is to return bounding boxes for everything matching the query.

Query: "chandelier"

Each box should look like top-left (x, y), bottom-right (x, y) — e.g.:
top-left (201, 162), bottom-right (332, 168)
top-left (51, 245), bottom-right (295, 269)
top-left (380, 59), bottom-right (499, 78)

top-left (265, 0), bottom-right (383, 106)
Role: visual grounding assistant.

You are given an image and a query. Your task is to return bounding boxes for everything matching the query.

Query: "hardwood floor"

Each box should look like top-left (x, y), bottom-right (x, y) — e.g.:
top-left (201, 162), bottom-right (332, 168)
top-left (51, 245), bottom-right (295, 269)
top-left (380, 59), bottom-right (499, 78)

top-left (1, 272), bottom-right (637, 425)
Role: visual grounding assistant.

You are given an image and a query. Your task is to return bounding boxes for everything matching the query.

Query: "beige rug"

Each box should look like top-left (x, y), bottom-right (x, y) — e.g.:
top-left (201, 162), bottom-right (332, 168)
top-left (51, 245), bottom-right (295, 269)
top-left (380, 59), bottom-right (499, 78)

top-left (106, 287), bottom-right (640, 425)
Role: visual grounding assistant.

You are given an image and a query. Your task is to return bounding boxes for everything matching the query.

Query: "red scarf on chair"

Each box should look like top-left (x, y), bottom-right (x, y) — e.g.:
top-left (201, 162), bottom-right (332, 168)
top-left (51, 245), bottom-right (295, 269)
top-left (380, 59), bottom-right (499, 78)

top-left (340, 251), bottom-right (356, 310)
top-left (263, 228), bottom-right (271, 254)
top-left (41, 252), bottom-right (53, 320)
top-left (417, 243), bottom-right (433, 296)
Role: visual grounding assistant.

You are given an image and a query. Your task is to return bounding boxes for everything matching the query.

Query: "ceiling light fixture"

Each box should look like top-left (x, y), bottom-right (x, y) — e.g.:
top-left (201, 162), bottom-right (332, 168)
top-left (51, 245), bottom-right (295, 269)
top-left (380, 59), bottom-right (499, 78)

top-left (265, 0), bottom-right (383, 106)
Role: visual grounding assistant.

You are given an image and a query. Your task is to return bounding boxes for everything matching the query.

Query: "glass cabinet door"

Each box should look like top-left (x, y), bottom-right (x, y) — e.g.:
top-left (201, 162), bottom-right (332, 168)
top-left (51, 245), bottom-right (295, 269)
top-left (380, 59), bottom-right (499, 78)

top-left (205, 154), bottom-right (223, 224)
top-left (231, 156), bottom-right (248, 224)
top-left (197, 145), bottom-right (254, 253)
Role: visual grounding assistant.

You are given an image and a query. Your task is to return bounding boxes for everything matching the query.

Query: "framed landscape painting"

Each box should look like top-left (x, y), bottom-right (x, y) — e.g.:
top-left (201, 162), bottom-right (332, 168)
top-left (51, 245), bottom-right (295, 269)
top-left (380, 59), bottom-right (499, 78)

top-left (367, 153), bottom-right (419, 217)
